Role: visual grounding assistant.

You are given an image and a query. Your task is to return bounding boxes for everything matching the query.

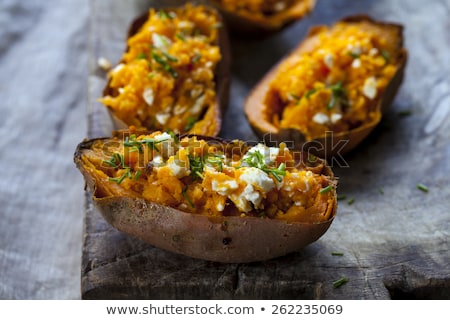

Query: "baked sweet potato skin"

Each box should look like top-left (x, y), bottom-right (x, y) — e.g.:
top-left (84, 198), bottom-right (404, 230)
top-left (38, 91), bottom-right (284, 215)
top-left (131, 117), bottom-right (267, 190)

top-left (244, 15), bottom-right (407, 157)
top-left (102, 5), bottom-right (231, 137)
top-left (208, 0), bottom-right (316, 36)
top-left (74, 134), bottom-right (337, 263)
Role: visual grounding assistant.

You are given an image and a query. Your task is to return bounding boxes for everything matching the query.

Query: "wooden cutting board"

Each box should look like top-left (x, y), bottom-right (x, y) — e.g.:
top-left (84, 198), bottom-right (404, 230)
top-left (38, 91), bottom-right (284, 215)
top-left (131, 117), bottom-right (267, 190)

top-left (81, 0), bottom-right (450, 299)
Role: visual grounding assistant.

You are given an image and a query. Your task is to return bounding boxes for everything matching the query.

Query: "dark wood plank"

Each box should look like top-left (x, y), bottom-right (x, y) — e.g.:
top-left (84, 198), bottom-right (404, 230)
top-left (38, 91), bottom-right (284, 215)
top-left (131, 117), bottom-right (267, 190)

top-left (82, 0), bottom-right (450, 299)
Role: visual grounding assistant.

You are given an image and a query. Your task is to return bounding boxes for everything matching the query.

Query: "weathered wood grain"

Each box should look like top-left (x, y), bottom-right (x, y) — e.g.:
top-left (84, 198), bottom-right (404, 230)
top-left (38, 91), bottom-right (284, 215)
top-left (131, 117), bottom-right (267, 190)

top-left (0, 0), bottom-right (89, 299)
top-left (83, 0), bottom-right (450, 299)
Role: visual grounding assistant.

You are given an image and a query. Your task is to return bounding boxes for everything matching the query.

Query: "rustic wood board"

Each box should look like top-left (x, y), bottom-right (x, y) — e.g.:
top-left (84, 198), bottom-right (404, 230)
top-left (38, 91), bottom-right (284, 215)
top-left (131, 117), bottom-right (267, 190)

top-left (82, 0), bottom-right (450, 299)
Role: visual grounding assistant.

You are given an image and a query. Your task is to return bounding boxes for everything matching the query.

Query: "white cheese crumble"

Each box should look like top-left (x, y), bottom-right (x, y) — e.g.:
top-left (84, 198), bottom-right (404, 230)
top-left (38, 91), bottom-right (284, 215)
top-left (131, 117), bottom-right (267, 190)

top-left (155, 112), bottom-right (170, 125)
top-left (330, 113), bottom-right (343, 124)
top-left (324, 53), bottom-right (334, 69)
top-left (143, 87), bottom-right (155, 106)
top-left (352, 58), bottom-right (361, 68)
top-left (239, 167), bottom-right (275, 193)
top-left (244, 144), bottom-right (280, 165)
top-left (312, 112), bottom-right (329, 124)
top-left (211, 177), bottom-right (239, 196)
top-left (152, 33), bottom-right (172, 51)
top-left (153, 132), bottom-right (172, 142)
top-left (166, 157), bottom-right (190, 178)
top-left (369, 47), bottom-right (379, 56)
top-left (97, 57), bottom-right (111, 71)
top-left (362, 76), bottom-right (378, 100)
top-left (112, 63), bottom-right (124, 74)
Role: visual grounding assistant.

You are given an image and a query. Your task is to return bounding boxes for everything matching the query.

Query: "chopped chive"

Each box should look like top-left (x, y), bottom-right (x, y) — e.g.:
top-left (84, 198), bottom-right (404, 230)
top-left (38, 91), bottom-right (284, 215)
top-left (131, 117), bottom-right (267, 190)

top-left (331, 252), bottom-right (344, 256)
top-left (320, 185), bottom-right (333, 194)
top-left (308, 154), bottom-right (317, 162)
top-left (185, 116), bottom-right (197, 131)
top-left (162, 51), bottom-right (178, 62)
top-left (347, 52), bottom-right (360, 59)
top-left (398, 109), bottom-right (412, 117)
top-left (158, 10), bottom-right (174, 20)
top-left (136, 52), bottom-right (147, 60)
top-left (337, 195), bottom-right (347, 201)
top-left (175, 33), bottom-right (186, 42)
top-left (417, 183), bottom-right (429, 193)
top-left (327, 82), bottom-right (346, 109)
top-left (191, 53), bottom-right (202, 63)
top-left (109, 169), bottom-right (130, 184)
top-left (381, 49), bottom-right (390, 63)
top-left (182, 187), bottom-right (195, 208)
top-left (147, 72), bottom-right (156, 79)
top-left (134, 170), bottom-right (142, 180)
top-left (288, 93), bottom-right (300, 103)
top-left (241, 150), bottom-right (287, 183)
top-left (347, 197), bottom-right (355, 205)
top-left (305, 88), bottom-right (317, 99)
top-left (378, 187), bottom-right (384, 195)
top-left (151, 50), bottom-right (178, 78)
top-left (333, 277), bottom-right (348, 288)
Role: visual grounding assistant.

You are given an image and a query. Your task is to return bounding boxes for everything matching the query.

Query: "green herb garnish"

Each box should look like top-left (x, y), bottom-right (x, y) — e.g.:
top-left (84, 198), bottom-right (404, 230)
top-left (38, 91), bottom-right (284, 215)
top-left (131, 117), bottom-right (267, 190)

top-left (417, 183), bottom-right (429, 193)
top-left (398, 109), bottom-right (412, 117)
top-left (288, 93), bottom-right (300, 103)
top-left (185, 116), bottom-right (197, 131)
top-left (136, 52), bottom-right (147, 60)
top-left (175, 33), bottom-right (186, 42)
top-left (162, 51), bottom-right (178, 62)
top-left (347, 52), bottom-right (360, 59)
top-left (320, 185), bottom-right (333, 194)
top-left (134, 170), bottom-right (142, 181)
top-left (205, 154), bottom-right (224, 172)
top-left (327, 82), bottom-right (346, 109)
top-left (381, 49), bottom-right (390, 63)
top-left (182, 186), bottom-right (195, 208)
top-left (378, 187), bottom-right (384, 195)
top-left (103, 153), bottom-right (125, 169)
top-left (191, 53), bottom-right (202, 63)
top-left (305, 88), bottom-right (317, 99)
top-left (158, 10), bottom-right (175, 20)
top-left (151, 50), bottom-right (178, 78)
top-left (337, 195), bottom-right (347, 201)
top-left (331, 252), bottom-right (344, 256)
top-left (124, 134), bottom-right (169, 153)
top-left (242, 150), bottom-right (287, 183)
top-left (347, 197), bottom-right (355, 205)
top-left (188, 154), bottom-right (205, 180)
top-left (333, 277), bottom-right (348, 288)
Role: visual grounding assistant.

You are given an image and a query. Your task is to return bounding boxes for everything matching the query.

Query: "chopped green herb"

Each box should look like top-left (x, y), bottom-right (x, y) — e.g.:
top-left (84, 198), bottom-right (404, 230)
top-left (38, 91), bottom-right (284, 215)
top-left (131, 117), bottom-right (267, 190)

top-left (162, 51), bottom-right (178, 62)
top-left (124, 134), bottom-right (169, 153)
top-left (103, 153), bottom-right (125, 169)
top-left (151, 50), bottom-right (178, 78)
top-left (347, 197), bottom-right (355, 205)
top-left (188, 154), bottom-right (205, 180)
top-left (191, 53), bottom-right (202, 63)
top-left (167, 130), bottom-right (179, 144)
top-left (136, 52), bottom-right (147, 60)
top-left (308, 154), bottom-right (317, 162)
top-left (175, 33), bottom-right (186, 42)
top-left (242, 151), bottom-right (287, 183)
top-left (333, 277), bottom-right (348, 288)
top-left (320, 185), bottom-right (333, 194)
top-left (337, 195), bottom-right (347, 201)
top-left (288, 93), bottom-right (300, 103)
top-left (205, 154), bottom-right (224, 172)
top-left (182, 186), bottom-right (195, 208)
top-left (185, 116), bottom-right (197, 131)
top-left (378, 187), bottom-right (384, 195)
top-left (109, 171), bottom-right (129, 184)
top-left (331, 252), bottom-right (344, 256)
top-left (347, 51), bottom-right (360, 59)
top-left (417, 183), bottom-right (429, 193)
top-left (134, 170), bottom-right (142, 181)
top-left (147, 72), bottom-right (156, 79)
top-left (305, 88), bottom-right (317, 99)
top-left (398, 109), bottom-right (412, 117)
top-left (381, 49), bottom-right (390, 63)
top-left (327, 82), bottom-right (346, 109)
top-left (158, 10), bottom-right (175, 20)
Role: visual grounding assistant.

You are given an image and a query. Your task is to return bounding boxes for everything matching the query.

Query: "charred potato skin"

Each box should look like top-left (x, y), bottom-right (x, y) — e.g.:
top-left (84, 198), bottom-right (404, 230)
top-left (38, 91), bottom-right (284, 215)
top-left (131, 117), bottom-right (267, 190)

top-left (102, 6), bottom-right (231, 137)
top-left (74, 134), bottom-right (337, 263)
top-left (207, 0), bottom-right (317, 36)
top-left (244, 15), bottom-right (408, 157)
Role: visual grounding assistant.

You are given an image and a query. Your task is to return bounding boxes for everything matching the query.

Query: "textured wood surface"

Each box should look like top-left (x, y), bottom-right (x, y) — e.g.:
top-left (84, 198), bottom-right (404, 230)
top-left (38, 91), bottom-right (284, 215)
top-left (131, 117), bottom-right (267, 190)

top-left (0, 0), bottom-right (89, 299)
top-left (82, 0), bottom-right (450, 299)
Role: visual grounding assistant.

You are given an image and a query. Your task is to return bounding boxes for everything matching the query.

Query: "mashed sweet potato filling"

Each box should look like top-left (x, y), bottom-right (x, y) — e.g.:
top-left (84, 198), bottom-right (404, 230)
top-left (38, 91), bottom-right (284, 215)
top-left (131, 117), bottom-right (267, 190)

top-left (99, 4), bottom-right (221, 133)
top-left (81, 130), bottom-right (335, 223)
top-left (211, 0), bottom-right (296, 16)
top-left (265, 21), bottom-right (400, 140)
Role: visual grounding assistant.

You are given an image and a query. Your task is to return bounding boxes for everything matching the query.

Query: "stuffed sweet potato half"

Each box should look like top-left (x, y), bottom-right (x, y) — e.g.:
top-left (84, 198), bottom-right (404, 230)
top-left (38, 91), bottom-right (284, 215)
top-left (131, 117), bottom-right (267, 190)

top-left (245, 15), bottom-right (407, 156)
top-left (100, 4), bottom-right (230, 136)
top-left (74, 129), bottom-right (337, 263)
top-left (208, 0), bottom-right (316, 35)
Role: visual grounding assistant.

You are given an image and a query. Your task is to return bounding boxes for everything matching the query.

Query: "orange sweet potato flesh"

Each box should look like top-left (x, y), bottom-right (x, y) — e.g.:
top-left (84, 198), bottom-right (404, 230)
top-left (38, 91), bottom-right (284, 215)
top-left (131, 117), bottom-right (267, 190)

top-left (102, 5), bottom-right (231, 137)
top-left (209, 0), bottom-right (316, 35)
top-left (74, 132), bottom-right (337, 263)
top-left (244, 15), bottom-right (407, 157)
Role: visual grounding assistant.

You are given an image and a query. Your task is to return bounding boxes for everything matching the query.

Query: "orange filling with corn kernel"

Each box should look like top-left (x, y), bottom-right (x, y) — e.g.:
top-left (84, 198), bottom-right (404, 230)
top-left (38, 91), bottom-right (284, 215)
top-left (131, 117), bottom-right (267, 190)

top-left (83, 131), bottom-right (335, 223)
top-left (266, 21), bottom-right (400, 140)
top-left (99, 4), bottom-right (222, 134)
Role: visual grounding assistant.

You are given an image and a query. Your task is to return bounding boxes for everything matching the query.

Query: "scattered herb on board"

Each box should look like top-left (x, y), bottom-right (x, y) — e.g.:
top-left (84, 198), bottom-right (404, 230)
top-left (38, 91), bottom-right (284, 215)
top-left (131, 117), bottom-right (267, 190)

top-left (333, 277), bottom-right (348, 288)
top-left (398, 109), bottom-right (413, 117)
top-left (331, 252), bottom-right (344, 256)
top-left (337, 195), bottom-right (347, 201)
top-left (417, 183), bottom-right (429, 193)
top-left (378, 187), bottom-right (384, 195)
top-left (347, 197), bottom-right (355, 205)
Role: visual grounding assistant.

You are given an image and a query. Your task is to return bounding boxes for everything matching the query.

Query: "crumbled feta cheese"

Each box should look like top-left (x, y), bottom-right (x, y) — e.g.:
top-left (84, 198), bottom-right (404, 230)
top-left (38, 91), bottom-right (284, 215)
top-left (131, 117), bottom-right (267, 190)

top-left (143, 87), bottom-right (155, 105)
top-left (369, 47), bottom-right (379, 56)
top-left (151, 155), bottom-right (164, 167)
top-left (274, 1), bottom-right (287, 12)
top-left (152, 33), bottom-right (172, 51)
top-left (229, 193), bottom-right (252, 212)
top-left (97, 57), bottom-right (111, 71)
top-left (167, 157), bottom-right (190, 178)
top-left (153, 132), bottom-right (172, 142)
top-left (178, 20), bottom-right (194, 29)
top-left (112, 63), bottom-right (124, 74)
top-left (239, 167), bottom-right (275, 193)
top-left (118, 88), bottom-right (124, 94)
top-left (173, 104), bottom-right (187, 115)
top-left (363, 76), bottom-right (377, 99)
top-left (244, 144), bottom-right (280, 166)
top-left (350, 44), bottom-right (362, 56)
top-left (324, 53), bottom-right (334, 69)
top-left (295, 201), bottom-right (302, 206)
top-left (216, 202), bottom-right (225, 212)
top-left (205, 61), bottom-right (213, 68)
top-left (330, 113), bottom-right (343, 123)
top-left (211, 177), bottom-right (238, 196)
top-left (352, 58), bottom-right (361, 68)
top-left (312, 112), bottom-right (329, 124)
top-left (155, 112), bottom-right (170, 125)
top-left (190, 94), bottom-right (206, 114)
